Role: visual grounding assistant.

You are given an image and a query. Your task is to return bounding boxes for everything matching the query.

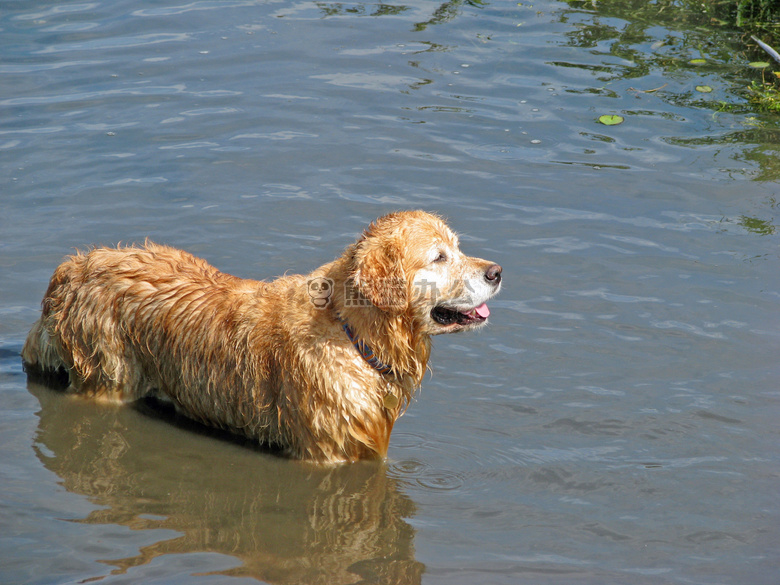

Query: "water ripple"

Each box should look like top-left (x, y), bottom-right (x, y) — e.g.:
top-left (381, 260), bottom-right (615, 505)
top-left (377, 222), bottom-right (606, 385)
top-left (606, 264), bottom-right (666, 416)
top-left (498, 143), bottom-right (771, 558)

top-left (231, 131), bottom-right (319, 141)
top-left (493, 201), bottom-right (721, 235)
top-left (492, 299), bottom-right (584, 321)
top-left (0, 60), bottom-right (106, 74)
top-left (651, 320), bottom-right (727, 339)
top-left (35, 33), bottom-right (192, 54)
top-left (311, 72), bottom-right (422, 91)
top-left (0, 85), bottom-right (187, 107)
top-left (388, 458), bottom-right (466, 491)
top-left (132, 1), bottom-right (265, 17)
top-left (507, 445), bottom-right (623, 466)
top-left (568, 288), bottom-right (663, 304)
top-left (13, 3), bottom-right (99, 21)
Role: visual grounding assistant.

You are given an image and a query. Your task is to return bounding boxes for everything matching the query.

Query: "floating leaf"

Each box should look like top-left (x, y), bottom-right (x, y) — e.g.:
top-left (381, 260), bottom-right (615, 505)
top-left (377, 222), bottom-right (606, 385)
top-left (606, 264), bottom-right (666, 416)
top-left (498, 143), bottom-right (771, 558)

top-left (695, 85), bottom-right (713, 93)
top-left (598, 114), bottom-right (624, 126)
top-left (689, 58), bottom-right (707, 65)
top-left (749, 61), bottom-right (770, 69)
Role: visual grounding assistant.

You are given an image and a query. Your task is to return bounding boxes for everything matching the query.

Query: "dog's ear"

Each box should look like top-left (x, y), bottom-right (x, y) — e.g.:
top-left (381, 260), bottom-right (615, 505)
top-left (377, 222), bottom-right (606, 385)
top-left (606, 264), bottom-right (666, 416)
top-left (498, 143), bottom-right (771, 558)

top-left (351, 232), bottom-right (408, 314)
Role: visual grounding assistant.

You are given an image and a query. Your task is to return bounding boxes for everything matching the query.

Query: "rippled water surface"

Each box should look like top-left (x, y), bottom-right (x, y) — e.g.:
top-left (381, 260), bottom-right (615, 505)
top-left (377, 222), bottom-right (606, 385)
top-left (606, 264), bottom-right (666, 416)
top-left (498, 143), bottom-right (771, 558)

top-left (1, 1), bottom-right (779, 584)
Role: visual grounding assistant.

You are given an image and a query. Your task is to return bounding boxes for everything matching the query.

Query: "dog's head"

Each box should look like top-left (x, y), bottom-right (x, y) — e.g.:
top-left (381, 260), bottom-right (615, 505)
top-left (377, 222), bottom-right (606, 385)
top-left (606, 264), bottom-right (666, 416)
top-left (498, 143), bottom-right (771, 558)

top-left (350, 211), bottom-right (502, 335)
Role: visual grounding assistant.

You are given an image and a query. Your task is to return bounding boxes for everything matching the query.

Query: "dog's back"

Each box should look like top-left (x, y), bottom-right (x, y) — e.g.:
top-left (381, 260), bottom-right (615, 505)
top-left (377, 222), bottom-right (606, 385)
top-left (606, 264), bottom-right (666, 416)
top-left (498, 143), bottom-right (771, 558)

top-left (23, 244), bottom-right (270, 406)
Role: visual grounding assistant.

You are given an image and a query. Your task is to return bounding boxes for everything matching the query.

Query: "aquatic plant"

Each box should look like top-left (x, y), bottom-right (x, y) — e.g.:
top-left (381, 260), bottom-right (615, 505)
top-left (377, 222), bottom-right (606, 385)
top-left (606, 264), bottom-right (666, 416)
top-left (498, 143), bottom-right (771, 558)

top-left (748, 36), bottom-right (780, 112)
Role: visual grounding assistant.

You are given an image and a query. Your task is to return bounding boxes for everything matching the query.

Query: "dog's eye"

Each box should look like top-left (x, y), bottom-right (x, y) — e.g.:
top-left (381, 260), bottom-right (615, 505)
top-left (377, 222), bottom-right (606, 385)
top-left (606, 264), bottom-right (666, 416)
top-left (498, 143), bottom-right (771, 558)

top-left (433, 252), bottom-right (447, 264)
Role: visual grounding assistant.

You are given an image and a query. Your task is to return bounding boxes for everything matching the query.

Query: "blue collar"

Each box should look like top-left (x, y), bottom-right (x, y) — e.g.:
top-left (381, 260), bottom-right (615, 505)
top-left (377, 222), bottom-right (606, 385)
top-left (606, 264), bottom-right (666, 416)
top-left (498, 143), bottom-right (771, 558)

top-left (341, 321), bottom-right (393, 375)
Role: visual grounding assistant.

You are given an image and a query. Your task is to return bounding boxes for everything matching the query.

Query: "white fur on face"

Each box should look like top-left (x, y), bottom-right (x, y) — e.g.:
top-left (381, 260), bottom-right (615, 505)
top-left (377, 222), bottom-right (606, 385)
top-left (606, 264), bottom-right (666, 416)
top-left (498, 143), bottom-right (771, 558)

top-left (408, 237), bottom-right (501, 333)
top-left (414, 260), bottom-right (497, 309)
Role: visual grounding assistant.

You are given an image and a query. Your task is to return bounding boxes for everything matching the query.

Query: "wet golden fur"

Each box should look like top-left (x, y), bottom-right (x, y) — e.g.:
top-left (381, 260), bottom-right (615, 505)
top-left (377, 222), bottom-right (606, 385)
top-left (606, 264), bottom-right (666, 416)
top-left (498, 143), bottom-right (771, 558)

top-left (22, 211), bottom-right (501, 463)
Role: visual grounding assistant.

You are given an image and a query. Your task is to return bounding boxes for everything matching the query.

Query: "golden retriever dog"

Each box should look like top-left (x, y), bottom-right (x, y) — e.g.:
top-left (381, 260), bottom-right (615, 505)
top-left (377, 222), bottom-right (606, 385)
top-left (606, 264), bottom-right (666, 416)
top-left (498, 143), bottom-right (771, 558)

top-left (22, 211), bottom-right (502, 463)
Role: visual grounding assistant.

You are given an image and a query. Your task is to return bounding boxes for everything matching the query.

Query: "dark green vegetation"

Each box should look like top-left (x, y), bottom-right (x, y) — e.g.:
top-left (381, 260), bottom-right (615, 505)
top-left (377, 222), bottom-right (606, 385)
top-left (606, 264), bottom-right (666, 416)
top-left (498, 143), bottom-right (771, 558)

top-left (563, 0), bottom-right (780, 113)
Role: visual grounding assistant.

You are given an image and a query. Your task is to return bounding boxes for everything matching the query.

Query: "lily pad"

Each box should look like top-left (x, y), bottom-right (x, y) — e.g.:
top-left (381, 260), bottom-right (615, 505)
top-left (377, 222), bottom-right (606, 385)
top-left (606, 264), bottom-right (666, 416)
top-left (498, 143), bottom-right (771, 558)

top-left (598, 114), bottom-right (624, 126)
top-left (695, 85), bottom-right (713, 93)
top-left (749, 61), bottom-right (770, 69)
top-left (689, 58), bottom-right (707, 65)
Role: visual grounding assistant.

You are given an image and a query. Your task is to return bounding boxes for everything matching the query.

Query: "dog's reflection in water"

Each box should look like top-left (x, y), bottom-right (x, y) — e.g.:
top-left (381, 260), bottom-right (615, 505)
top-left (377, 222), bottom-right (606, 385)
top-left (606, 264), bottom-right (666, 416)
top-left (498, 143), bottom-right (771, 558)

top-left (30, 381), bottom-right (424, 584)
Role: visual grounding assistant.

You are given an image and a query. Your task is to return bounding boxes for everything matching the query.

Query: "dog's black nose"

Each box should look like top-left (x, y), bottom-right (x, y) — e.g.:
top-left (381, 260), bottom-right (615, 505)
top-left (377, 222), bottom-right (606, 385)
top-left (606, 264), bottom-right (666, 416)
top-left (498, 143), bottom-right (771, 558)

top-left (485, 264), bottom-right (502, 284)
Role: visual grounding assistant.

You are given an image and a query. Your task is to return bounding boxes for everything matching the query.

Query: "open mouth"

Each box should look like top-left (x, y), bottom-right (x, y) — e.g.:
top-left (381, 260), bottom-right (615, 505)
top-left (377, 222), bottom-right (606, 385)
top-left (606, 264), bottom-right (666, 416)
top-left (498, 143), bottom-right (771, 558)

top-left (431, 302), bottom-right (490, 327)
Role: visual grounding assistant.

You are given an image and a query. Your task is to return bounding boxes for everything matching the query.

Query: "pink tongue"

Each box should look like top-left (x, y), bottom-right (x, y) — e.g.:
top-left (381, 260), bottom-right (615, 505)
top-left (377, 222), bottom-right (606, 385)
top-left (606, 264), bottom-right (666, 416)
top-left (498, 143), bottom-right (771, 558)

top-left (474, 303), bottom-right (490, 318)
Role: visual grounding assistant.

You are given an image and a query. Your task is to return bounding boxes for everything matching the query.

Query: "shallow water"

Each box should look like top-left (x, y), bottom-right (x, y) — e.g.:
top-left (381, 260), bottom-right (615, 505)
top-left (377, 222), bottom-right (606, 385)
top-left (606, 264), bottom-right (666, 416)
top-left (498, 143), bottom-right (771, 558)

top-left (1, 1), bottom-right (779, 584)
